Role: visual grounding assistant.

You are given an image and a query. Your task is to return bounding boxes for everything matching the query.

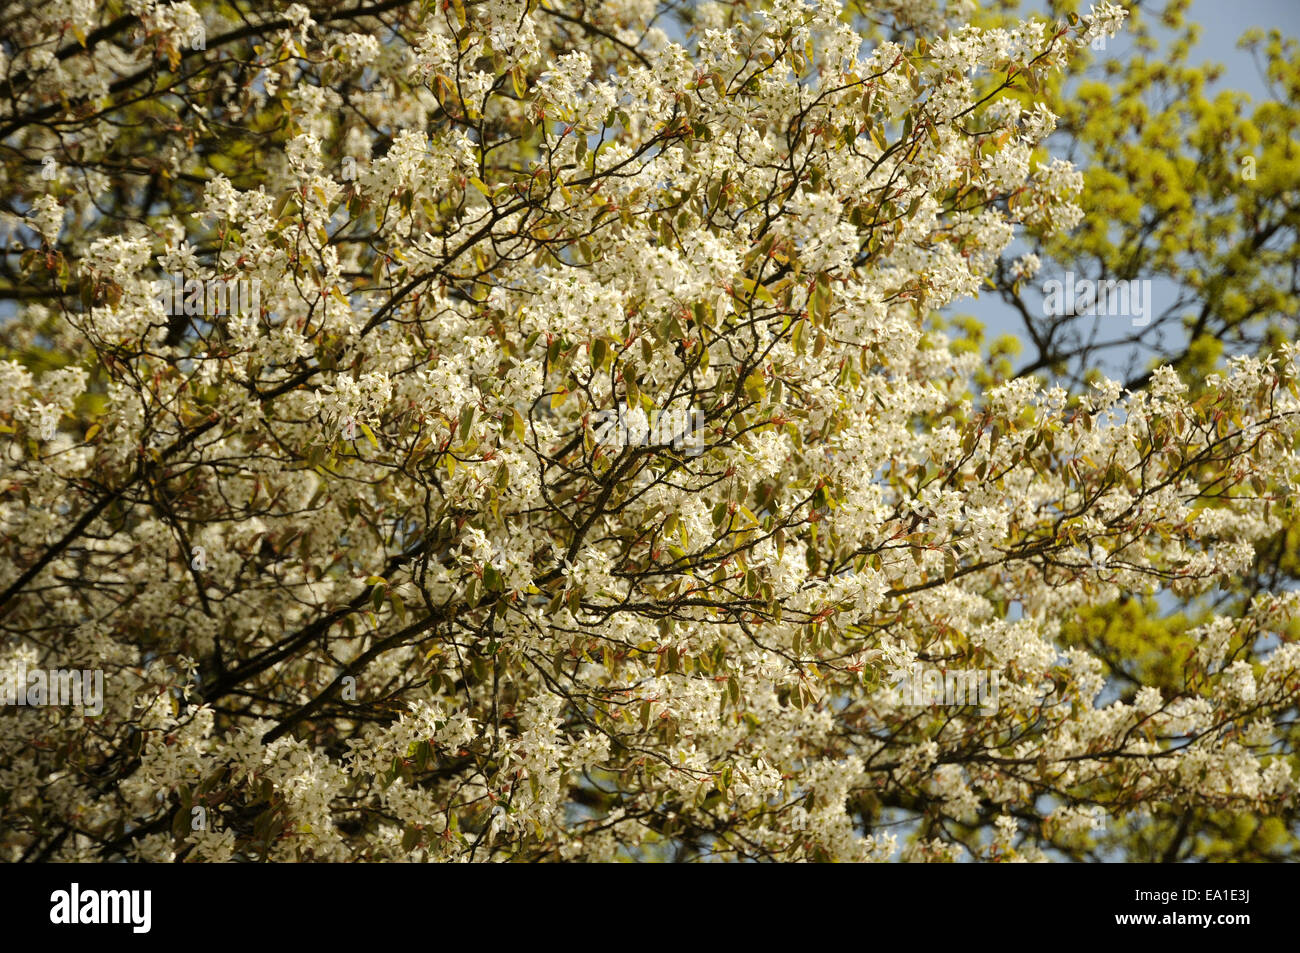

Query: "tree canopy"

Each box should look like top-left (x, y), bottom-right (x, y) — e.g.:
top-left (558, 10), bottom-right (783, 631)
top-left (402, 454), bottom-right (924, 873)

top-left (2, 0), bottom-right (1299, 862)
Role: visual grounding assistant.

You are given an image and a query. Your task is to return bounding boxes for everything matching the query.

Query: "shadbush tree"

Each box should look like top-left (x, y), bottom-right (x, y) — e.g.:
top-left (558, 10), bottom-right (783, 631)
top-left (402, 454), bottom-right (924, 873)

top-left (2, 0), bottom-right (1299, 861)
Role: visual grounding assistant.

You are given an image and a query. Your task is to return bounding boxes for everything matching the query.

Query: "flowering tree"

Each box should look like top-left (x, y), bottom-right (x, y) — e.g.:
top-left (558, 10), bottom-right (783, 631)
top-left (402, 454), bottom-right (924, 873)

top-left (3, 0), bottom-right (1300, 862)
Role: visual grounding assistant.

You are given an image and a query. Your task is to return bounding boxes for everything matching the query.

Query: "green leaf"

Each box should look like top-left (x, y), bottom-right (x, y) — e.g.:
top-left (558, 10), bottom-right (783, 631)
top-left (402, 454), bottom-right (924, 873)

top-left (402, 826), bottom-right (420, 851)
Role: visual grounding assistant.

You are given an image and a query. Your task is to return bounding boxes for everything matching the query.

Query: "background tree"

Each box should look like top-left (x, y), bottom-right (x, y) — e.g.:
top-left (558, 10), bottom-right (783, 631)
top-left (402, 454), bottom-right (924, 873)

top-left (951, 0), bottom-right (1300, 861)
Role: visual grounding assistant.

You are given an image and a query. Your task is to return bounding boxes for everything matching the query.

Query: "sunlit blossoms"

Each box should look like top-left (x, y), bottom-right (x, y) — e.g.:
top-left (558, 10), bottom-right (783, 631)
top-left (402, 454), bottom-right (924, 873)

top-left (1, 0), bottom-right (1298, 863)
